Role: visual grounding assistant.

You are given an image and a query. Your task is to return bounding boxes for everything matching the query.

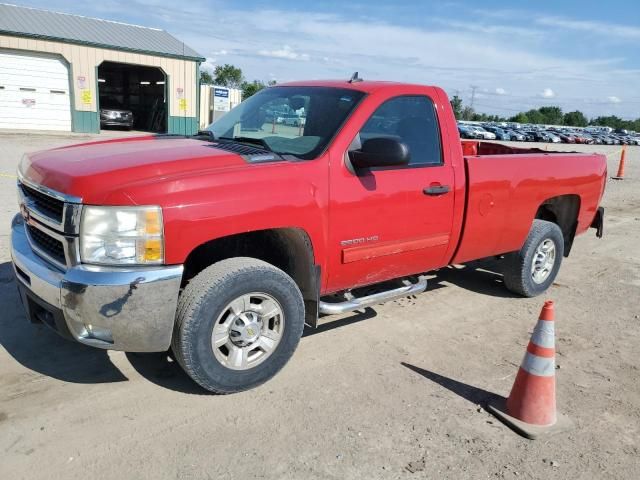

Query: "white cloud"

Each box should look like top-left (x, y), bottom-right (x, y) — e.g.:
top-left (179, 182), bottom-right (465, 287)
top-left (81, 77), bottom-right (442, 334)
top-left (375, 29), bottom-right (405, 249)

top-left (536, 16), bottom-right (640, 40)
top-left (201, 57), bottom-right (216, 72)
top-left (495, 87), bottom-right (506, 95)
top-left (432, 19), bottom-right (543, 39)
top-left (257, 45), bottom-right (310, 61)
top-left (540, 88), bottom-right (555, 98)
top-left (608, 96), bottom-right (621, 103)
top-left (15, 0), bottom-right (640, 117)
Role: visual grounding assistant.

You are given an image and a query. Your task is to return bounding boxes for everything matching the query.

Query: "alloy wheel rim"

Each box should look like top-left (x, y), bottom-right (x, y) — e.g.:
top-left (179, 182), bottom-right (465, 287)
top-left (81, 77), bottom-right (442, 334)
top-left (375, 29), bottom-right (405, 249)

top-left (531, 239), bottom-right (556, 284)
top-left (211, 292), bottom-right (285, 370)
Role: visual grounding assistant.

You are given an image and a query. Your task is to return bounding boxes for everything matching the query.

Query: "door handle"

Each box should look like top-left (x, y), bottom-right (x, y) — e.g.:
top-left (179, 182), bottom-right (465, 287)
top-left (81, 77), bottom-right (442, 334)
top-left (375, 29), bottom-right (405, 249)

top-left (423, 185), bottom-right (450, 196)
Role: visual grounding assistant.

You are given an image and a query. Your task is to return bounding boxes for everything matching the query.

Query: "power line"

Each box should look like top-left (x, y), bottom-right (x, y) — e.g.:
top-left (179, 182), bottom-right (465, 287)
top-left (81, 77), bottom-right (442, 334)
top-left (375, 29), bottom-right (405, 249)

top-left (469, 85), bottom-right (478, 108)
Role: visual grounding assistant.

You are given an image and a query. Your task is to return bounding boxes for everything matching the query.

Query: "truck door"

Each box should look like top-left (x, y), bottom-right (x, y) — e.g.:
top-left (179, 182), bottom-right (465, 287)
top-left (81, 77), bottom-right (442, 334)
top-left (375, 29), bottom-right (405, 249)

top-left (326, 94), bottom-right (455, 292)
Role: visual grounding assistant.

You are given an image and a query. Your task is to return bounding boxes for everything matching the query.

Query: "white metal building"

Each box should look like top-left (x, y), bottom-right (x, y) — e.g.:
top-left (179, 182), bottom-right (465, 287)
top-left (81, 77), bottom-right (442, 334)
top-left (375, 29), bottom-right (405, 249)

top-left (0, 3), bottom-right (204, 134)
top-left (199, 85), bottom-right (243, 129)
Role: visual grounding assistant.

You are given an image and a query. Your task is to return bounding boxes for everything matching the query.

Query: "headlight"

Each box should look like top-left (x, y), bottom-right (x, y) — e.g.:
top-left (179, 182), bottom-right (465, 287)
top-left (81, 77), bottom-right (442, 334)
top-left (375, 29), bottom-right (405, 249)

top-left (80, 206), bottom-right (164, 265)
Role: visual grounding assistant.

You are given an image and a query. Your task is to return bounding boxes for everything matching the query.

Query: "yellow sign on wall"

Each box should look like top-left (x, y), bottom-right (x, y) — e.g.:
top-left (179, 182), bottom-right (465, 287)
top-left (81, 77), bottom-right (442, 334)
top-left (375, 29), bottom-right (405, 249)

top-left (81, 89), bottom-right (92, 105)
top-left (179, 98), bottom-right (188, 111)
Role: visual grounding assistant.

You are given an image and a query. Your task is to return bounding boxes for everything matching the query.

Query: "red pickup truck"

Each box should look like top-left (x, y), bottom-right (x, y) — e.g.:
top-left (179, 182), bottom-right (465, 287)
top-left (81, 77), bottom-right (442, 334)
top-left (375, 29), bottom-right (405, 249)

top-left (12, 79), bottom-right (606, 393)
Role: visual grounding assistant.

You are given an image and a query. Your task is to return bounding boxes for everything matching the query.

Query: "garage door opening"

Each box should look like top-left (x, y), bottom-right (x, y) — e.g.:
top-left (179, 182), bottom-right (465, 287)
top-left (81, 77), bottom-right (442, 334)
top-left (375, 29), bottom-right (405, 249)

top-left (97, 62), bottom-right (166, 133)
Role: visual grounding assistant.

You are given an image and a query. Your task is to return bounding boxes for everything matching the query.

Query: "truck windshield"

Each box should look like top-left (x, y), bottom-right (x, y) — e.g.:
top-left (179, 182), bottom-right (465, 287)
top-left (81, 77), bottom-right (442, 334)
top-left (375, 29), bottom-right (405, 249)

top-left (205, 86), bottom-right (365, 159)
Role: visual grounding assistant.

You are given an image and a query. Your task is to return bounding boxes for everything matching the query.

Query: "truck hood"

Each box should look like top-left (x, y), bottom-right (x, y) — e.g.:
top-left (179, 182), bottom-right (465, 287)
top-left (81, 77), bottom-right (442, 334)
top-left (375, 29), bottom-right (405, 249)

top-left (20, 136), bottom-right (277, 204)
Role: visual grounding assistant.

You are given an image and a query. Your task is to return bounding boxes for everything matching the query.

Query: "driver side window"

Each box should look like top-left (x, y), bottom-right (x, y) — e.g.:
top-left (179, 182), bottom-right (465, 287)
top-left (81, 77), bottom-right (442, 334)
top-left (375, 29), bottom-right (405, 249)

top-left (358, 95), bottom-right (442, 166)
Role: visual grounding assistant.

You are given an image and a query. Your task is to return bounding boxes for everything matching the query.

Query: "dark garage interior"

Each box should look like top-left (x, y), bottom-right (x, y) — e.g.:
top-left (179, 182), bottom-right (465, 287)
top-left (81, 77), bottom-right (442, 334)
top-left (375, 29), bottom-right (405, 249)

top-left (97, 62), bottom-right (167, 132)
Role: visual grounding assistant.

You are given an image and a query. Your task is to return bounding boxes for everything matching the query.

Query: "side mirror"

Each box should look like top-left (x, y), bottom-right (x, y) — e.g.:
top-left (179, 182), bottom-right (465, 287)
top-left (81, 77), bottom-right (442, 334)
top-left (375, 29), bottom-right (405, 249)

top-left (349, 137), bottom-right (410, 169)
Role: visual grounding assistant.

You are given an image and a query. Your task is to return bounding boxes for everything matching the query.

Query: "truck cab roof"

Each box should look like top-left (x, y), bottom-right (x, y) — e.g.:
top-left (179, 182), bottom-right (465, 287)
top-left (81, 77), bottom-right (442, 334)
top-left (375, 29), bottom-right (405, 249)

top-left (278, 79), bottom-right (435, 94)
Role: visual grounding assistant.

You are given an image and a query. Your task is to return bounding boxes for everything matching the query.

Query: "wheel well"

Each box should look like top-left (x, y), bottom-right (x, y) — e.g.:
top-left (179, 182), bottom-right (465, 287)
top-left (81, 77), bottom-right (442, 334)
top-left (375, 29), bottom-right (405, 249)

top-left (535, 194), bottom-right (581, 256)
top-left (182, 228), bottom-right (319, 322)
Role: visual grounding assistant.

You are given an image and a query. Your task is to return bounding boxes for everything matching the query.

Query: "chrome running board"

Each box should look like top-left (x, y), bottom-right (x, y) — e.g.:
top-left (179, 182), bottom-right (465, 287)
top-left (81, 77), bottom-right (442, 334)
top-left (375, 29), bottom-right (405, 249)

top-left (318, 277), bottom-right (428, 315)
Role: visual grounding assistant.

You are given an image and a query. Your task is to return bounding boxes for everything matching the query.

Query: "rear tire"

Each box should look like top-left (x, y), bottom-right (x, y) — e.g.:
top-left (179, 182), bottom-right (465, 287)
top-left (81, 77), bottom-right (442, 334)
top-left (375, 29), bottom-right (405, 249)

top-left (172, 257), bottom-right (305, 393)
top-left (502, 220), bottom-right (564, 297)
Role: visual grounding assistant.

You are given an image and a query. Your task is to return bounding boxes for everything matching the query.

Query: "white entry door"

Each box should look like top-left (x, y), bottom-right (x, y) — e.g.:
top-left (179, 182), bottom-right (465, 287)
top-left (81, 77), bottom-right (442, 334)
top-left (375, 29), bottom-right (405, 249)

top-left (0, 50), bottom-right (72, 131)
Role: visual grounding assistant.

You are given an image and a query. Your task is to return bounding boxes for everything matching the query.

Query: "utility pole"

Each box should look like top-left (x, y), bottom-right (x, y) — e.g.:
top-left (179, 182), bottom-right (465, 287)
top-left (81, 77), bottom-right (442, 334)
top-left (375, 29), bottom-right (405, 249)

top-left (469, 85), bottom-right (478, 109)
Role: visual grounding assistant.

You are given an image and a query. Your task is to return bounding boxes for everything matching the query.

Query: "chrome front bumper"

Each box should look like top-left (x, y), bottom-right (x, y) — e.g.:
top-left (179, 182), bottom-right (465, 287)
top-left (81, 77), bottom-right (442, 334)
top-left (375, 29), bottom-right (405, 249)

top-left (11, 214), bottom-right (183, 352)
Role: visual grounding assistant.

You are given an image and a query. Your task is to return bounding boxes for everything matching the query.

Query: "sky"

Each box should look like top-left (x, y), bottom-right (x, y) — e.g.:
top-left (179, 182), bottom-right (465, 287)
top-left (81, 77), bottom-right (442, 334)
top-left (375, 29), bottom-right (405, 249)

top-left (11, 0), bottom-right (640, 119)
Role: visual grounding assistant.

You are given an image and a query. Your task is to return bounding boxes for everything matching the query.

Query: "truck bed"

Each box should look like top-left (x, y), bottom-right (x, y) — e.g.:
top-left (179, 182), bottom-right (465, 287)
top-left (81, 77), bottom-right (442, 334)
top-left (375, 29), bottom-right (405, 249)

top-left (452, 142), bottom-right (607, 264)
top-left (461, 140), bottom-right (553, 157)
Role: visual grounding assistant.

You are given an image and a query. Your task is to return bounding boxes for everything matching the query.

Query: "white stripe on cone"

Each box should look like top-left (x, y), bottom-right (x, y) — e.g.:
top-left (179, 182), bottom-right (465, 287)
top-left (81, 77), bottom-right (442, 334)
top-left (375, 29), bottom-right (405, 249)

top-left (521, 352), bottom-right (555, 377)
top-left (531, 320), bottom-right (555, 348)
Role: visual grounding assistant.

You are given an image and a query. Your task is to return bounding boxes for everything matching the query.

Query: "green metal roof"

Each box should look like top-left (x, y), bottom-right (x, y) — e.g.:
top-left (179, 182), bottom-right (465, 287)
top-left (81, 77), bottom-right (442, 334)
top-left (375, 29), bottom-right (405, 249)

top-left (0, 3), bottom-right (204, 62)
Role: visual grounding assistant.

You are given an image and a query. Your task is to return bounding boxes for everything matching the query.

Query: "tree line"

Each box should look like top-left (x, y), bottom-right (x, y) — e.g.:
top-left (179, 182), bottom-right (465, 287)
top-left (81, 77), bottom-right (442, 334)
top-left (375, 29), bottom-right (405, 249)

top-left (200, 64), bottom-right (275, 100)
top-left (201, 65), bottom-right (639, 131)
top-left (450, 95), bottom-right (640, 131)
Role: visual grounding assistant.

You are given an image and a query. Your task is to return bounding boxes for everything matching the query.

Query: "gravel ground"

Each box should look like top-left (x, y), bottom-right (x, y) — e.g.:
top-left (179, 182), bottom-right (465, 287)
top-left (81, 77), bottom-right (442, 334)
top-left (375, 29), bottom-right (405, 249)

top-left (0, 133), bottom-right (638, 480)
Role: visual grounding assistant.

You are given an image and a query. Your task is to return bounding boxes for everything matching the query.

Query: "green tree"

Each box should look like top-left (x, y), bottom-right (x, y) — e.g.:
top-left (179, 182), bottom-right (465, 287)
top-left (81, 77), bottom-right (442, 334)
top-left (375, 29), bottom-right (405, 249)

top-left (590, 116), bottom-right (623, 129)
top-left (241, 80), bottom-right (266, 99)
top-left (524, 109), bottom-right (545, 124)
top-left (268, 79), bottom-right (277, 87)
top-left (450, 95), bottom-right (463, 119)
top-left (214, 64), bottom-right (244, 88)
top-left (200, 70), bottom-right (214, 85)
top-left (509, 112), bottom-right (529, 124)
top-left (461, 106), bottom-right (475, 121)
top-left (538, 106), bottom-right (563, 125)
top-left (563, 111), bottom-right (588, 127)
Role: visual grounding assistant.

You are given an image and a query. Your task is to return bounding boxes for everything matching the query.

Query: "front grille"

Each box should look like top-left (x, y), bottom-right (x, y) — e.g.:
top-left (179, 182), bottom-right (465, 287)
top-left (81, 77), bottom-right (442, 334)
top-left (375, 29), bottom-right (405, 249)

top-left (20, 183), bottom-right (64, 223)
top-left (27, 225), bottom-right (66, 265)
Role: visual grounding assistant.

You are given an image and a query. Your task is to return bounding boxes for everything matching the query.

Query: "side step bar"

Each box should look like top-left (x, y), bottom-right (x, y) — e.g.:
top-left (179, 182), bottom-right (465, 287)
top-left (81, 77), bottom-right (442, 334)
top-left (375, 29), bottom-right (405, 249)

top-left (318, 277), bottom-right (428, 315)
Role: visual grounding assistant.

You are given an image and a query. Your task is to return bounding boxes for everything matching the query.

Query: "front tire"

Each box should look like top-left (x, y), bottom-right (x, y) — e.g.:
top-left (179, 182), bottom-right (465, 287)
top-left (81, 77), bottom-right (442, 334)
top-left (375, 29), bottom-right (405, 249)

top-left (502, 220), bottom-right (564, 297)
top-left (172, 257), bottom-right (305, 393)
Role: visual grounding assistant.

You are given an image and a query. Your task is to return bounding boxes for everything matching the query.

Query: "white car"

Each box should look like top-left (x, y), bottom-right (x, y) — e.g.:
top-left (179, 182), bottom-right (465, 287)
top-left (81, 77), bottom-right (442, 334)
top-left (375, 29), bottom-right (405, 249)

top-left (469, 126), bottom-right (496, 140)
top-left (278, 114), bottom-right (305, 127)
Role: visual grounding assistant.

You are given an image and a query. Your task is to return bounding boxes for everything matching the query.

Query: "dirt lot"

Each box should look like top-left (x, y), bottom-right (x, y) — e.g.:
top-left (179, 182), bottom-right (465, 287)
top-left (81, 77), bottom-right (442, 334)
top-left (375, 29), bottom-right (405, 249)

top-left (0, 133), bottom-right (638, 480)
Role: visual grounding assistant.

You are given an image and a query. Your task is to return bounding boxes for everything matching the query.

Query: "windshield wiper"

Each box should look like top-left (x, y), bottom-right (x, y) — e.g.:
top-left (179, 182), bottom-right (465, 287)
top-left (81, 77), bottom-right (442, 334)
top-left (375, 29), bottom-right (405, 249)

top-left (219, 136), bottom-right (273, 152)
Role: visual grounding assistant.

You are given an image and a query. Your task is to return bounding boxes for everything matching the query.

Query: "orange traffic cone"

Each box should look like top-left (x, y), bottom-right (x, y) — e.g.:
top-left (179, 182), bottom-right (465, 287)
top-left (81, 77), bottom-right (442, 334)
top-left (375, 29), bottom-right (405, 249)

top-left (487, 301), bottom-right (572, 439)
top-left (612, 146), bottom-right (626, 180)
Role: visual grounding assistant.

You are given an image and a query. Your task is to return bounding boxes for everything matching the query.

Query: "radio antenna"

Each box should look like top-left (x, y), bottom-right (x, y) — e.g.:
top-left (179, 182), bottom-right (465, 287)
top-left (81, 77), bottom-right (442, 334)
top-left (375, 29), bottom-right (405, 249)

top-left (348, 72), bottom-right (363, 83)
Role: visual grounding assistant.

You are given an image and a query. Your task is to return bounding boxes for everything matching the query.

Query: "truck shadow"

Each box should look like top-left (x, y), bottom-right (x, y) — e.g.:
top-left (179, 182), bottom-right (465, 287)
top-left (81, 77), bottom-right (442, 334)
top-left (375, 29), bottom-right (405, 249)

top-left (0, 263), bottom-right (204, 393)
top-left (125, 308), bottom-right (381, 394)
top-left (0, 256), bottom-right (516, 393)
top-left (0, 262), bottom-right (128, 384)
top-left (430, 260), bottom-right (519, 298)
top-left (127, 308), bottom-right (381, 394)
top-left (306, 259), bottom-right (515, 337)
top-left (125, 351), bottom-right (210, 395)
top-left (124, 308), bottom-right (381, 394)
top-left (303, 307), bottom-right (378, 337)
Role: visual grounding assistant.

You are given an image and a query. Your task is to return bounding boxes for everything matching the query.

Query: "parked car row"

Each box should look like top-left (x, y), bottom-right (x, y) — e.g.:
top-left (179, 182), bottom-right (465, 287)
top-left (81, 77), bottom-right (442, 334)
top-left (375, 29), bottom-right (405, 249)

top-left (458, 124), bottom-right (496, 140)
top-left (458, 122), bottom-right (640, 145)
